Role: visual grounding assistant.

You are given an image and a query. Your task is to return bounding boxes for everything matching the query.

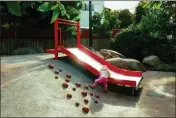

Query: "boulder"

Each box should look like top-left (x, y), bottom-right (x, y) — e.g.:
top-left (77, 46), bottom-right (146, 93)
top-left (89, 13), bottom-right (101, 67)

top-left (100, 49), bottom-right (113, 59)
top-left (100, 49), bottom-right (125, 59)
top-left (89, 47), bottom-right (96, 53)
top-left (142, 55), bottom-right (162, 68)
top-left (157, 64), bottom-right (170, 70)
top-left (112, 55), bottom-right (120, 58)
top-left (106, 58), bottom-right (130, 70)
top-left (106, 58), bottom-right (146, 71)
top-left (95, 51), bottom-right (104, 59)
top-left (125, 58), bottom-right (146, 71)
top-left (13, 46), bottom-right (44, 55)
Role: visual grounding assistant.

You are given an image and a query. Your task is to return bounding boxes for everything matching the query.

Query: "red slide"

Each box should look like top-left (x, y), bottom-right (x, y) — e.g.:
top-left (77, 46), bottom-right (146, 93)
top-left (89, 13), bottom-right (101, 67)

top-left (45, 18), bottom-right (143, 95)
top-left (59, 45), bottom-right (143, 89)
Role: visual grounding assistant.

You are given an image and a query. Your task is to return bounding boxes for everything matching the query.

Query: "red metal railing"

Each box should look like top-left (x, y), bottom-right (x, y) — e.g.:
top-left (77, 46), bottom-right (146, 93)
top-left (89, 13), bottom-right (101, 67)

top-left (54, 19), bottom-right (59, 59)
top-left (58, 22), bottom-right (77, 26)
top-left (58, 18), bottom-right (77, 24)
top-left (53, 18), bottom-right (80, 59)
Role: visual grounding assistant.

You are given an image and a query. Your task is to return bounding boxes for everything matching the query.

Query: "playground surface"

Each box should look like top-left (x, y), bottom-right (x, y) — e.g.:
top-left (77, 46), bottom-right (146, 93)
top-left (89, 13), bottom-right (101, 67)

top-left (1, 53), bottom-right (175, 117)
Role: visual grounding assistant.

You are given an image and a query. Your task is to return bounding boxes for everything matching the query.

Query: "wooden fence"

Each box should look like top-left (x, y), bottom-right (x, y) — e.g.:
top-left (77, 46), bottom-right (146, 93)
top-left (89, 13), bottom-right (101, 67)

top-left (0, 27), bottom-right (116, 55)
top-left (0, 38), bottom-right (111, 55)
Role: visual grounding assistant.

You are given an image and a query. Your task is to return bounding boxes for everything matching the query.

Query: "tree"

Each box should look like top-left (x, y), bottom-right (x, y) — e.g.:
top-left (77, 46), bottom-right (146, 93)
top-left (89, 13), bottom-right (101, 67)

top-left (92, 12), bottom-right (103, 36)
top-left (139, 1), bottom-right (176, 39)
top-left (139, 8), bottom-right (170, 39)
top-left (102, 8), bottom-right (120, 30)
top-left (0, 1), bottom-right (83, 39)
top-left (92, 8), bottom-right (121, 37)
top-left (58, 1), bottom-right (83, 40)
top-left (0, 1), bottom-right (68, 24)
top-left (118, 9), bottom-right (133, 28)
top-left (134, 1), bottom-right (148, 24)
top-left (111, 0), bottom-right (175, 63)
top-left (162, 1), bottom-right (176, 22)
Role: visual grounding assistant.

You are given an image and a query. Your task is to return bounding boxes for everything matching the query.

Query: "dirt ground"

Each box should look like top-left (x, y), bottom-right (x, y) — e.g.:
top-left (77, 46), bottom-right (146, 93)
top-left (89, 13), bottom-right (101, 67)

top-left (1, 53), bottom-right (175, 117)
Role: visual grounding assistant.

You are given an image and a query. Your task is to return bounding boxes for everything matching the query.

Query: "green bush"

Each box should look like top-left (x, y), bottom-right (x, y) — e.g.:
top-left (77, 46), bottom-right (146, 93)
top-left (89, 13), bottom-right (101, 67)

top-left (110, 1), bottom-right (176, 63)
top-left (110, 25), bottom-right (149, 61)
top-left (110, 25), bottom-right (175, 63)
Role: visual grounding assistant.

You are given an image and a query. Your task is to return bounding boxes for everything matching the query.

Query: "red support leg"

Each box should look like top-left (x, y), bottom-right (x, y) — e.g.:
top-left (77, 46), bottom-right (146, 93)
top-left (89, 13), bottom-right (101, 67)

top-left (77, 22), bottom-right (80, 47)
top-left (54, 19), bottom-right (58, 59)
top-left (59, 28), bottom-right (62, 47)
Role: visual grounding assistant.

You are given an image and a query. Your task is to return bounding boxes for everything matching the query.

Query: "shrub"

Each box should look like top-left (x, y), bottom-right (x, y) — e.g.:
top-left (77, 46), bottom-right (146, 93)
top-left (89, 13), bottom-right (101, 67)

top-left (110, 25), bottom-right (149, 61)
top-left (110, 25), bottom-right (175, 63)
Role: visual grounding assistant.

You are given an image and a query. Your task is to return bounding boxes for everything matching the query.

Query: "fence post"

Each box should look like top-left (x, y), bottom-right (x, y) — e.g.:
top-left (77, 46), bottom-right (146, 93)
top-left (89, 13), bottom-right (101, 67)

top-left (77, 22), bottom-right (80, 47)
top-left (89, 1), bottom-right (92, 48)
top-left (54, 19), bottom-right (58, 59)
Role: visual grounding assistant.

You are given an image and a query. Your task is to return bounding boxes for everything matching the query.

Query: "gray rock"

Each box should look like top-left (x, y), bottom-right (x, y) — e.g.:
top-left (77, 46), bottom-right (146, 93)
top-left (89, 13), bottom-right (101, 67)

top-left (143, 55), bottom-right (162, 68)
top-left (95, 51), bottom-right (104, 59)
top-left (106, 58), bottom-right (130, 70)
top-left (106, 58), bottom-right (146, 71)
top-left (100, 49), bottom-right (125, 59)
top-left (89, 47), bottom-right (96, 53)
top-left (125, 58), bottom-right (146, 71)
top-left (100, 49), bottom-right (113, 59)
top-left (13, 46), bottom-right (44, 55)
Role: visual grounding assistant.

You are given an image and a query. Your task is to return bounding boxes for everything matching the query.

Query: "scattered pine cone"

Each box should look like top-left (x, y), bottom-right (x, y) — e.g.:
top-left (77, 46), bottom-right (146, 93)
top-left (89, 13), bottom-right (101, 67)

top-left (84, 85), bottom-right (89, 89)
top-left (72, 87), bottom-right (76, 91)
top-left (54, 70), bottom-right (59, 74)
top-left (90, 93), bottom-right (93, 96)
top-left (59, 69), bottom-right (62, 72)
top-left (55, 76), bottom-right (58, 79)
top-left (75, 102), bottom-right (79, 107)
top-left (94, 100), bottom-right (98, 104)
top-left (67, 94), bottom-right (72, 99)
top-left (65, 78), bottom-right (70, 83)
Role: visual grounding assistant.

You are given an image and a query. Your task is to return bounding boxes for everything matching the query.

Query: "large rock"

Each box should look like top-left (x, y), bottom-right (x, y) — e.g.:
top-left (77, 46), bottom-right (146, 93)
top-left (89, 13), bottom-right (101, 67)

top-left (95, 51), bottom-right (104, 59)
top-left (112, 55), bottom-right (120, 58)
top-left (125, 58), bottom-right (146, 71)
top-left (106, 58), bottom-right (130, 70)
top-left (157, 64), bottom-right (170, 70)
top-left (100, 49), bottom-right (113, 59)
top-left (100, 49), bottom-right (125, 59)
top-left (89, 47), bottom-right (96, 53)
top-left (106, 58), bottom-right (146, 71)
top-left (142, 55), bottom-right (162, 68)
top-left (106, 49), bottom-right (126, 58)
top-left (13, 46), bottom-right (44, 55)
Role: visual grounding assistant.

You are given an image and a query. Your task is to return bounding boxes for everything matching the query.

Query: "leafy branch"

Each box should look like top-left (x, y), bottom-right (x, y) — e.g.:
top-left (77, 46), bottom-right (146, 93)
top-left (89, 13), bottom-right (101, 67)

top-left (4, 1), bottom-right (69, 23)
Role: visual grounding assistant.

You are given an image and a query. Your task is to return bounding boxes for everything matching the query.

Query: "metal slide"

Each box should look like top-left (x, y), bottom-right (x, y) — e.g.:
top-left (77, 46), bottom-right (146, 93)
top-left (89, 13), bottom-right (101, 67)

top-left (60, 45), bottom-right (143, 95)
top-left (45, 18), bottom-right (143, 95)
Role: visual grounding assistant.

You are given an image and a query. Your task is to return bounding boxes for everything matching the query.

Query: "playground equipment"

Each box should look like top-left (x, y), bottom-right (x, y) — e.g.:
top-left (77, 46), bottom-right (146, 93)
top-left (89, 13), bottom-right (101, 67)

top-left (45, 18), bottom-right (143, 96)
